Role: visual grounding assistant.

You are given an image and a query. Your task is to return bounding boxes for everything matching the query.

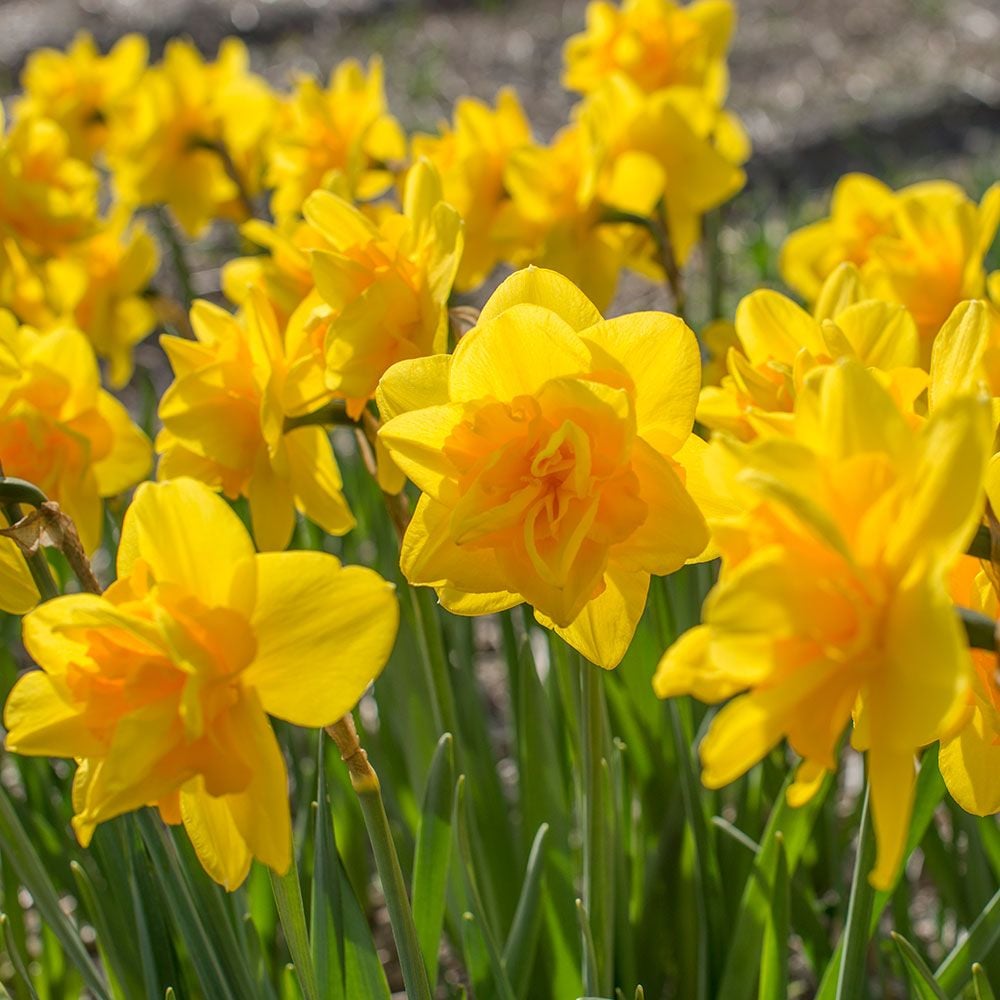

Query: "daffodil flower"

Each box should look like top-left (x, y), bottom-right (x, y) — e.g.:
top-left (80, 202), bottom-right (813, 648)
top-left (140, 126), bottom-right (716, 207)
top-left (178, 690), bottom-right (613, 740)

top-left (4, 477), bottom-right (399, 889)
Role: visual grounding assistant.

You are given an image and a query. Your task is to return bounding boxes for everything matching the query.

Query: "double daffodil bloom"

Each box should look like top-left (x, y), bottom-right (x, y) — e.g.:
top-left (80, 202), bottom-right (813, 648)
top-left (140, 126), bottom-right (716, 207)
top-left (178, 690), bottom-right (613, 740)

top-left (699, 263), bottom-right (924, 440)
top-left (108, 38), bottom-right (275, 236)
top-left (4, 478), bottom-right (399, 889)
top-left (0, 311), bottom-right (151, 553)
top-left (303, 160), bottom-right (463, 418)
top-left (156, 294), bottom-right (355, 552)
top-left (411, 88), bottom-right (533, 292)
top-left (16, 32), bottom-right (148, 162)
top-left (654, 359), bottom-right (990, 887)
top-left (267, 57), bottom-right (406, 222)
top-left (781, 174), bottom-right (1000, 353)
top-left (377, 267), bottom-right (709, 669)
top-left (563, 0), bottom-right (735, 100)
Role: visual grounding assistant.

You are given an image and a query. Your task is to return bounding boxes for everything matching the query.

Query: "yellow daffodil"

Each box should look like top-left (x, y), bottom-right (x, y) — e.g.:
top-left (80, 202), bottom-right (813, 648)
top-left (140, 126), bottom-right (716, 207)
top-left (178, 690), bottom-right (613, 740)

top-left (222, 218), bottom-right (323, 325)
top-left (942, 548), bottom-right (1000, 817)
top-left (156, 294), bottom-right (354, 551)
top-left (928, 297), bottom-right (1000, 428)
top-left (267, 57), bottom-right (406, 222)
top-left (781, 175), bottom-right (1000, 354)
top-left (503, 123), bottom-right (632, 311)
top-left (411, 88), bottom-right (533, 292)
top-left (377, 266), bottom-right (709, 669)
top-left (698, 263), bottom-right (925, 440)
top-left (16, 32), bottom-right (148, 162)
top-left (302, 160), bottom-right (463, 418)
top-left (47, 209), bottom-right (159, 387)
top-left (0, 111), bottom-right (98, 257)
top-left (563, 0), bottom-right (735, 101)
top-left (4, 477), bottom-right (399, 889)
top-left (578, 75), bottom-right (746, 267)
top-left (0, 311), bottom-right (151, 553)
top-left (654, 359), bottom-right (991, 887)
top-left (108, 38), bottom-right (275, 236)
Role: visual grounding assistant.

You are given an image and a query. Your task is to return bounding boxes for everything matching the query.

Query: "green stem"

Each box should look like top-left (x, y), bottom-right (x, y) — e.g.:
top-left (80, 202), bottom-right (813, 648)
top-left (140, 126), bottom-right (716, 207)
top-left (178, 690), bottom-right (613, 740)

top-left (155, 207), bottom-right (195, 311)
top-left (1, 501), bottom-right (58, 602)
top-left (268, 864), bottom-right (319, 1000)
top-left (579, 658), bottom-right (612, 996)
top-left (704, 207), bottom-right (725, 322)
top-left (328, 718), bottom-right (432, 1000)
top-left (835, 785), bottom-right (877, 1000)
top-left (410, 584), bottom-right (459, 738)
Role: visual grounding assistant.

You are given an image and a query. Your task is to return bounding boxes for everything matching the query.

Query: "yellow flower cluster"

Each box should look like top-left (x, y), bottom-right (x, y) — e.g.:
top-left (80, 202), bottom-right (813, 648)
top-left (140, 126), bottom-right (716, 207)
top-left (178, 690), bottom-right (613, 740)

top-left (0, 1), bottom-right (998, 904)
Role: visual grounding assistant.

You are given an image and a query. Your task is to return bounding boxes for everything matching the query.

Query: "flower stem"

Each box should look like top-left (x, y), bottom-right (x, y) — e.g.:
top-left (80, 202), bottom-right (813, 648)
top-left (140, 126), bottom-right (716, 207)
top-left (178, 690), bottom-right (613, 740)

top-left (959, 606), bottom-right (998, 652)
top-left (155, 207), bottom-right (195, 311)
top-left (326, 716), bottom-right (433, 1000)
top-left (578, 657), bottom-right (612, 996)
top-left (835, 784), bottom-right (877, 1000)
top-left (282, 400), bottom-right (355, 433)
top-left (704, 207), bottom-right (725, 322)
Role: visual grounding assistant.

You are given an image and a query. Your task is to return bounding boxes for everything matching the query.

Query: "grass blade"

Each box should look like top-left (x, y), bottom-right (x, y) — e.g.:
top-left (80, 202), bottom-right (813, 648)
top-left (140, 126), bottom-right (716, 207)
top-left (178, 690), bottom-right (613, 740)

top-left (502, 823), bottom-right (550, 996)
top-left (270, 864), bottom-right (319, 1000)
top-left (757, 833), bottom-right (789, 1000)
top-left (411, 732), bottom-right (455, 987)
top-left (934, 887), bottom-right (1000, 996)
top-left (834, 786), bottom-right (876, 1000)
top-left (891, 932), bottom-right (947, 1000)
top-left (974, 963), bottom-right (997, 1000)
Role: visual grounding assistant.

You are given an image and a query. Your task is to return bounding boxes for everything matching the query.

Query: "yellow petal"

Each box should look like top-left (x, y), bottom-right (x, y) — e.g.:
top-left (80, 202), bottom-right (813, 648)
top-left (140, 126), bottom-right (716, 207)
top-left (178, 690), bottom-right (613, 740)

top-left (378, 403), bottom-right (466, 500)
top-left (376, 354), bottom-right (454, 422)
top-left (3, 669), bottom-right (104, 757)
top-left (179, 778), bottom-right (253, 891)
top-left (538, 565), bottom-right (649, 670)
top-left (0, 533), bottom-right (38, 615)
top-left (247, 449), bottom-right (296, 553)
top-left (477, 266), bottom-right (603, 331)
top-left (652, 625), bottom-right (746, 703)
top-left (449, 304), bottom-right (590, 403)
top-left (285, 428), bottom-right (356, 538)
top-left (117, 479), bottom-right (257, 613)
top-left (582, 312), bottom-right (701, 455)
top-left (867, 744), bottom-right (916, 890)
top-left (940, 701), bottom-right (1000, 816)
top-left (735, 289), bottom-right (824, 366)
top-left (245, 551), bottom-right (398, 727)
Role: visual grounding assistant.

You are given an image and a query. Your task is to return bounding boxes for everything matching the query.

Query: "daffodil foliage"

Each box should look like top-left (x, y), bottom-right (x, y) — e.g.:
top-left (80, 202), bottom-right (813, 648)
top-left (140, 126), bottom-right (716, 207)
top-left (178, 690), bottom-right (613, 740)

top-left (0, 2), bottom-right (999, 998)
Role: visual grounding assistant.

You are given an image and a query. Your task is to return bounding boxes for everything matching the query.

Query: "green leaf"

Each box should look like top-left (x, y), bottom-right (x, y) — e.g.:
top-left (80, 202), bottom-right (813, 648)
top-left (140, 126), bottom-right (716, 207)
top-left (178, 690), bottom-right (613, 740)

top-left (576, 900), bottom-right (600, 1000)
top-left (934, 887), bottom-right (1000, 996)
top-left (974, 963), bottom-right (997, 1000)
top-left (891, 932), bottom-right (947, 1000)
top-left (336, 851), bottom-right (391, 1000)
top-left (135, 811), bottom-right (241, 1000)
top-left (718, 768), bottom-right (833, 1000)
top-left (411, 732), bottom-right (456, 987)
top-left (1, 913), bottom-right (40, 1000)
top-left (311, 734), bottom-right (346, 1000)
top-left (270, 864), bottom-right (319, 1000)
top-left (0, 788), bottom-right (110, 1000)
top-left (834, 786), bottom-right (876, 1000)
top-left (502, 823), bottom-right (550, 996)
top-left (454, 777), bottom-right (517, 1000)
top-left (757, 833), bottom-right (789, 1000)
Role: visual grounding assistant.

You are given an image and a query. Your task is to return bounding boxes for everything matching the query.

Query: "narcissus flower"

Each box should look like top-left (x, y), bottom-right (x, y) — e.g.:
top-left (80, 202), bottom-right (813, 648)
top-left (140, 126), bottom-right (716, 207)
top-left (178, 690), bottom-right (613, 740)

top-left (303, 160), bottom-right (463, 418)
top-left (654, 359), bottom-right (990, 888)
top-left (563, 0), bottom-right (735, 100)
top-left (156, 294), bottom-right (355, 551)
top-left (49, 209), bottom-right (159, 387)
top-left (4, 477), bottom-right (399, 889)
top-left (0, 111), bottom-right (98, 257)
top-left (267, 57), bottom-right (406, 222)
top-left (108, 38), bottom-right (275, 236)
top-left (377, 267), bottom-right (709, 669)
top-left (15, 32), bottom-right (148, 162)
top-left (698, 263), bottom-right (924, 440)
top-left (781, 175), bottom-right (1000, 353)
top-left (411, 88), bottom-right (533, 292)
top-left (0, 311), bottom-right (151, 553)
